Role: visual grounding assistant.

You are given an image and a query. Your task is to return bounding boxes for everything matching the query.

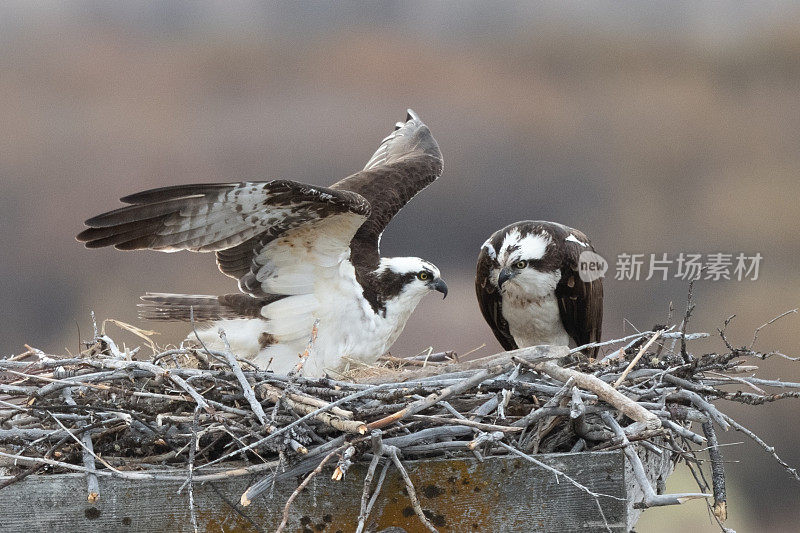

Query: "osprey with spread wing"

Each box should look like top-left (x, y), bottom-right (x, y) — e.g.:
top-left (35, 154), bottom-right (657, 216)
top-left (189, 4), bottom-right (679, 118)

top-left (77, 110), bottom-right (447, 377)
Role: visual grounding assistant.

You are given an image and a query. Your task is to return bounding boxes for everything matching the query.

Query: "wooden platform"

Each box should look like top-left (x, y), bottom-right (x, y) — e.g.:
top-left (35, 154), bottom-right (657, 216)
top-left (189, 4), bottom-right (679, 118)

top-left (0, 450), bottom-right (669, 532)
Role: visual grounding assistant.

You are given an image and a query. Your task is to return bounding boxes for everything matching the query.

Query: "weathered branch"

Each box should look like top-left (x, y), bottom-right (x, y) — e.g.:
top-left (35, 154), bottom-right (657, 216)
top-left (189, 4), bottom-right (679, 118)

top-left (602, 413), bottom-right (709, 508)
top-left (701, 421), bottom-right (727, 522)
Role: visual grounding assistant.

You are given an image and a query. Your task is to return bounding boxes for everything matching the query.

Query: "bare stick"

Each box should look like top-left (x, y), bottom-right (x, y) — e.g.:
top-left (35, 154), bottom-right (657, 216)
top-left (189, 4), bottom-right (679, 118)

top-left (751, 308), bottom-right (798, 350)
top-left (382, 426), bottom-right (473, 449)
top-left (614, 330), bottom-right (664, 388)
top-left (218, 329), bottom-right (268, 426)
top-left (411, 414), bottom-right (523, 433)
top-left (259, 383), bottom-right (366, 434)
top-left (386, 445), bottom-right (437, 532)
top-left (331, 445), bottom-right (356, 481)
top-left (721, 413), bottom-right (800, 482)
top-left (569, 330), bottom-right (658, 355)
top-left (669, 390), bottom-right (730, 430)
top-left (356, 452), bottom-right (382, 533)
top-left (661, 419), bottom-right (706, 445)
top-left (377, 355), bottom-right (446, 367)
top-left (717, 315), bottom-right (736, 351)
top-left (275, 389), bottom-right (353, 419)
top-left (519, 359), bottom-right (661, 429)
top-left (360, 457), bottom-right (391, 533)
top-left (292, 320), bottom-right (320, 375)
top-left (701, 421), bottom-right (727, 522)
top-left (602, 412), bottom-right (709, 507)
top-left (80, 430), bottom-right (99, 503)
top-left (187, 407), bottom-right (200, 533)
top-left (61, 387), bottom-right (99, 503)
top-left (273, 446), bottom-right (341, 532)
top-left (681, 280), bottom-right (696, 363)
top-left (356, 431), bottom-right (384, 533)
top-left (366, 360), bottom-right (514, 430)
top-left (405, 350), bottom-right (458, 363)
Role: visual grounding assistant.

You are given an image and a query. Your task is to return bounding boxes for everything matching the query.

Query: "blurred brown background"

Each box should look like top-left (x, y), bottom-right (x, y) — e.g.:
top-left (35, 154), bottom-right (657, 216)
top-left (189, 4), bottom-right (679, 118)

top-left (2, 2), bottom-right (799, 531)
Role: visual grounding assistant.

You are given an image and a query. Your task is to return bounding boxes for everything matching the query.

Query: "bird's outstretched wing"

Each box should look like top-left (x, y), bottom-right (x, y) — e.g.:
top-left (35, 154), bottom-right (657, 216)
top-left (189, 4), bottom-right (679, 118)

top-left (475, 239), bottom-right (518, 351)
top-left (77, 180), bottom-right (371, 298)
top-left (331, 109), bottom-right (443, 269)
top-left (553, 229), bottom-right (604, 357)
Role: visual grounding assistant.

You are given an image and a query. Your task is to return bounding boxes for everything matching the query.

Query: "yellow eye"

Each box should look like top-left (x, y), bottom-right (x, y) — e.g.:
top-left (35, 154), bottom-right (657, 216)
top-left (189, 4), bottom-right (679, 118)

top-left (417, 271), bottom-right (431, 281)
top-left (513, 260), bottom-right (528, 270)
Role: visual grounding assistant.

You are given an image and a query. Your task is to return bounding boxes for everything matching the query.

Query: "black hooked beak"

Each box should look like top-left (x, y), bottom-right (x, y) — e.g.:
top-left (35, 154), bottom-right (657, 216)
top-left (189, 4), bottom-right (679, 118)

top-left (430, 278), bottom-right (448, 299)
top-left (498, 268), bottom-right (515, 289)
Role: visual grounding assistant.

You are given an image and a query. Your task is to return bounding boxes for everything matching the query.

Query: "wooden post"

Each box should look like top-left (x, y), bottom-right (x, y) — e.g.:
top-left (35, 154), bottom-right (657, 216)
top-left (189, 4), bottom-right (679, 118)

top-left (0, 452), bottom-right (637, 532)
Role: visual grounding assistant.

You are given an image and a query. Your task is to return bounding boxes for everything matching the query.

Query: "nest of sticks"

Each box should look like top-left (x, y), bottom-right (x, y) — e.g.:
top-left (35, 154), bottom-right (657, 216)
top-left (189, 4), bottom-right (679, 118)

top-left (2, 302), bottom-right (799, 532)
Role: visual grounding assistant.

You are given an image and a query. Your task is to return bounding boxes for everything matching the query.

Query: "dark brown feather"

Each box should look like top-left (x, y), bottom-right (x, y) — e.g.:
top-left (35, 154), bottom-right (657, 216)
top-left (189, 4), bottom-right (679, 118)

top-left (214, 235), bottom-right (262, 279)
top-left (120, 184), bottom-right (236, 204)
top-left (331, 109), bottom-right (443, 272)
top-left (552, 229), bottom-right (603, 358)
top-left (475, 236), bottom-right (518, 351)
top-left (138, 293), bottom-right (282, 322)
top-left (77, 180), bottom-right (369, 269)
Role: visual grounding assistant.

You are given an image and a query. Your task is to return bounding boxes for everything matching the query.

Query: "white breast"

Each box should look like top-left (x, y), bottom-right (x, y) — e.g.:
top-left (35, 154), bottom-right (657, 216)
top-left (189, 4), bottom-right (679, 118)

top-left (500, 269), bottom-right (570, 348)
top-left (502, 291), bottom-right (570, 348)
top-left (194, 261), bottom-right (418, 377)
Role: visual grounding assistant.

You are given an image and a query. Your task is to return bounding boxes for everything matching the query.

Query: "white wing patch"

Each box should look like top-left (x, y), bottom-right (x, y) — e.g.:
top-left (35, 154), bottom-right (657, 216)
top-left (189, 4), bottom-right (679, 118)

top-left (257, 263), bottom-right (316, 295)
top-left (566, 234), bottom-right (588, 247)
top-left (249, 212), bottom-right (365, 346)
top-left (260, 294), bottom-right (319, 339)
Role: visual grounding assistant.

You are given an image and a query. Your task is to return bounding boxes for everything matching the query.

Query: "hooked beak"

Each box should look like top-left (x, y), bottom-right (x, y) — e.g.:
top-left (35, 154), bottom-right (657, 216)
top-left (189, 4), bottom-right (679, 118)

top-left (430, 278), bottom-right (448, 299)
top-left (498, 268), bottom-right (515, 289)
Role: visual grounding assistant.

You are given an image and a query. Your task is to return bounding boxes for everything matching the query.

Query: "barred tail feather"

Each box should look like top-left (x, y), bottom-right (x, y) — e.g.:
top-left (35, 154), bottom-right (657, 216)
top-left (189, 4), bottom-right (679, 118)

top-left (138, 293), bottom-right (272, 322)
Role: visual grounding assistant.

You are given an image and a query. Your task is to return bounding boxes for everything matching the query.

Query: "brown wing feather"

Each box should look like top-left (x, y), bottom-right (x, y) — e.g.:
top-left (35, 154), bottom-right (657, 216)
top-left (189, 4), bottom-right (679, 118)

top-left (554, 230), bottom-right (604, 357)
top-left (78, 111), bottom-right (439, 319)
top-left (214, 235), bottom-right (263, 279)
top-left (137, 292), bottom-right (281, 322)
top-left (330, 109), bottom-right (443, 270)
top-left (475, 236), bottom-right (518, 351)
top-left (77, 180), bottom-right (370, 280)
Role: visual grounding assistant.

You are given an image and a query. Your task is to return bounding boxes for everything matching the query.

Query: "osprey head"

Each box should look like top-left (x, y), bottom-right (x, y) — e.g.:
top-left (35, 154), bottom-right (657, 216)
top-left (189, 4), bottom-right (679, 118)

top-left (378, 257), bottom-right (448, 300)
top-left (492, 228), bottom-right (560, 299)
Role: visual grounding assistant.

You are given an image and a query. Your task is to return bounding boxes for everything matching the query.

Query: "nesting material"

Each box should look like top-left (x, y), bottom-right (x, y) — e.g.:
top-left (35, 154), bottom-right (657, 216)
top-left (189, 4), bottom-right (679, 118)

top-left (1, 309), bottom-right (799, 532)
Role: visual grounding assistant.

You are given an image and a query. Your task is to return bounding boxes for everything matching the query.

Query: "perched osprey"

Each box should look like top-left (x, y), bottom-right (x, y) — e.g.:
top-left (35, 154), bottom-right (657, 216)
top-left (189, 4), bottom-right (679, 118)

top-left (475, 221), bottom-right (603, 357)
top-left (77, 110), bottom-right (448, 376)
